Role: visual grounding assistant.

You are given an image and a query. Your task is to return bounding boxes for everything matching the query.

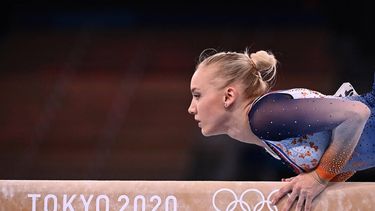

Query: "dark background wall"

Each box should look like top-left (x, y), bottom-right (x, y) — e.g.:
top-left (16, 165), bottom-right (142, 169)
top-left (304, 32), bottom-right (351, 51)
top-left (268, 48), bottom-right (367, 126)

top-left (0, 1), bottom-right (374, 181)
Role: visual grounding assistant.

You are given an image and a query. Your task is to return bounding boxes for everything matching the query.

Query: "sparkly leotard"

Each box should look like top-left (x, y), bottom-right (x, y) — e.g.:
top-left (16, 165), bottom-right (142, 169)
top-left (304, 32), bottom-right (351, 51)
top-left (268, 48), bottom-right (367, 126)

top-left (249, 74), bottom-right (375, 181)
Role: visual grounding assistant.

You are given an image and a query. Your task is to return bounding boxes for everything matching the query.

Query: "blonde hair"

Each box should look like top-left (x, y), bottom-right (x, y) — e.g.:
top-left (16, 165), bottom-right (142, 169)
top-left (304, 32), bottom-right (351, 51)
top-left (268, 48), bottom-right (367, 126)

top-left (197, 48), bottom-right (277, 100)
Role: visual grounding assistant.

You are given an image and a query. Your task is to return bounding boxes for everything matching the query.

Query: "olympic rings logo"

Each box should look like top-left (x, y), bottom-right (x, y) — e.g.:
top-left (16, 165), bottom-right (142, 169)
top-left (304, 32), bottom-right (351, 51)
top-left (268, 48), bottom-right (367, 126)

top-left (212, 188), bottom-right (279, 211)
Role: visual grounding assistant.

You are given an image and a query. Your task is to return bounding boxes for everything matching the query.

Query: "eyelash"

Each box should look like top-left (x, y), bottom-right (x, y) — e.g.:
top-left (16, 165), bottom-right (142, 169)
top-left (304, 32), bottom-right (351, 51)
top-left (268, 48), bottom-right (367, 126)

top-left (193, 94), bottom-right (200, 99)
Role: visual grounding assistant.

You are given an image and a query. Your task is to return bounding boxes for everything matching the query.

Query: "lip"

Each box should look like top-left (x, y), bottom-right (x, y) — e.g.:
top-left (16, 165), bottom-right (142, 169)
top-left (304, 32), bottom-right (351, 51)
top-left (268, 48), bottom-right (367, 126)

top-left (194, 118), bottom-right (201, 127)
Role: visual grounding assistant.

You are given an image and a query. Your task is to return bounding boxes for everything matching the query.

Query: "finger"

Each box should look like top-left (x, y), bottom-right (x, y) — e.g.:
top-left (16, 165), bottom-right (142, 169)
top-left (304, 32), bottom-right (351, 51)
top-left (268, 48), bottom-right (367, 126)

top-left (304, 194), bottom-right (313, 211)
top-left (295, 191), bottom-right (306, 211)
top-left (271, 183), bottom-right (293, 205)
top-left (283, 190), bottom-right (298, 211)
top-left (284, 177), bottom-right (295, 182)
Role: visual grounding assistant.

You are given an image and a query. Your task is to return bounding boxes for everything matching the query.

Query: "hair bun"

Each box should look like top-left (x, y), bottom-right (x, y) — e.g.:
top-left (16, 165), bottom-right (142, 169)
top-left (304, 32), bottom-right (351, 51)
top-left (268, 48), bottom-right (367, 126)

top-left (249, 50), bottom-right (277, 86)
top-left (249, 50), bottom-right (277, 72)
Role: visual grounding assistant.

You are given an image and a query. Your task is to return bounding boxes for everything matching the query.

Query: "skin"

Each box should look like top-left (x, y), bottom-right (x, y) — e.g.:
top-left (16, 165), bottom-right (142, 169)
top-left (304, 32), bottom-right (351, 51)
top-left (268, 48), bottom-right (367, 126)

top-left (271, 99), bottom-right (370, 211)
top-left (188, 64), bottom-right (371, 211)
top-left (188, 64), bottom-right (265, 147)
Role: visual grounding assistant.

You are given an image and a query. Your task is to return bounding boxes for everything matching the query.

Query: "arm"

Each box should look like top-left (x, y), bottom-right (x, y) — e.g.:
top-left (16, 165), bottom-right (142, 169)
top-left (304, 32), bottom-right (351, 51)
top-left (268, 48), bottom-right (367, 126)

top-left (330, 171), bottom-right (356, 182)
top-left (250, 92), bottom-right (370, 175)
top-left (315, 104), bottom-right (369, 181)
top-left (249, 93), bottom-right (370, 142)
top-left (249, 93), bottom-right (370, 210)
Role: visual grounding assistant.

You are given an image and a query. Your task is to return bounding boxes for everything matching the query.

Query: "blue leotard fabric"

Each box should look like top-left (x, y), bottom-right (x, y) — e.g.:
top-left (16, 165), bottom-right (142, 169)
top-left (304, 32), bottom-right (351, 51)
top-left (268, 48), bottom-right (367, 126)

top-left (248, 73), bottom-right (375, 176)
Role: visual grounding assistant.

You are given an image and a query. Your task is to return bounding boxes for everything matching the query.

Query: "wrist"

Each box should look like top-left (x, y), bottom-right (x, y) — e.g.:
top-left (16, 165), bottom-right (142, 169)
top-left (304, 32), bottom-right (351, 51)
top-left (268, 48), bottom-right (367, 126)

top-left (311, 170), bottom-right (330, 185)
top-left (316, 166), bottom-right (336, 181)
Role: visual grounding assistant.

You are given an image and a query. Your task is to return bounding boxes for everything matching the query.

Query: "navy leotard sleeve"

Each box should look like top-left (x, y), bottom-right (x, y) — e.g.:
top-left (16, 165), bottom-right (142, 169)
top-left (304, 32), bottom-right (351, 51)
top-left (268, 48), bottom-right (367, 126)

top-left (248, 92), bottom-right (357, 141)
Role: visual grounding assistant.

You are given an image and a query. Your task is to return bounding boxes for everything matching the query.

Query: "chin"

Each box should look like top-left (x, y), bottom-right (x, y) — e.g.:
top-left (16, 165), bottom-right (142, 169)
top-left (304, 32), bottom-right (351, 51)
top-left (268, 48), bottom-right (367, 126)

top-left (201, 128), bottom-right (219, 137)
top-left (201, 132), bottom-right (211, 137)
top-left (201, 128), bottom-right (211, 137)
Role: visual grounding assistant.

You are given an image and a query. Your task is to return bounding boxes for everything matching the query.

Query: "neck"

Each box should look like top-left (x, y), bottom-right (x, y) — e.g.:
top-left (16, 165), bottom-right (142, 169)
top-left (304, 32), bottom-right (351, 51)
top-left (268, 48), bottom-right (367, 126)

top-left (225, 100), bottom-right (266, 148)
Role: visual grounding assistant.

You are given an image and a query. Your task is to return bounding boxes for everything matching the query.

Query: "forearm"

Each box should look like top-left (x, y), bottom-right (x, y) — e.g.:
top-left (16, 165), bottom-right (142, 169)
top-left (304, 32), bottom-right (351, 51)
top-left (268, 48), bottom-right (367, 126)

top-left (330, 171), bottom-right (356, 182)
top-left (316, 110), bottom-right (369, 181)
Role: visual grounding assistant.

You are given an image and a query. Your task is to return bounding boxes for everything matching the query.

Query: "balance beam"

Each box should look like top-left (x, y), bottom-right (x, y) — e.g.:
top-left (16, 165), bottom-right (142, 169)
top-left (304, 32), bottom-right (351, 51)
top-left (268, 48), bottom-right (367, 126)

top-left (0, 180), bottom-right (374, 210)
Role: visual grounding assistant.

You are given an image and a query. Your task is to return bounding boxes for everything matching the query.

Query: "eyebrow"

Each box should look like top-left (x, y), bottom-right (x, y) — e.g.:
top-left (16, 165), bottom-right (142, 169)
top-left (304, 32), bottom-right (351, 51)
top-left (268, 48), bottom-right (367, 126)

top-left (191, 88), bottom-right (200, 93)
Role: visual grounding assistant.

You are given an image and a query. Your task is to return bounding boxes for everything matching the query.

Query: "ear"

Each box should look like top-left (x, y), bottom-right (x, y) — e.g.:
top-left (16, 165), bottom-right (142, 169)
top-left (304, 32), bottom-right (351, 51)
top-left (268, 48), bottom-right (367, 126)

top-left (223, 87), bottom-right (237, 108)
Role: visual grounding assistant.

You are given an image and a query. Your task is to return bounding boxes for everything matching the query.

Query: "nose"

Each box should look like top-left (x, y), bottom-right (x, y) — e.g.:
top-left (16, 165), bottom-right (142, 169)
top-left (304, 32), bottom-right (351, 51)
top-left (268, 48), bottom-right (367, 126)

top-left (188, 100), bottom-right (196, 115)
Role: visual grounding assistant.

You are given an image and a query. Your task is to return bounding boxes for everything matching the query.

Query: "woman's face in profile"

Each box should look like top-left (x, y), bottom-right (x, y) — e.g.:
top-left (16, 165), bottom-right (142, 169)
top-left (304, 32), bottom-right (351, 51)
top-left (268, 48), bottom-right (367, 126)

top-left (188, 65), bottom-right (229, 136)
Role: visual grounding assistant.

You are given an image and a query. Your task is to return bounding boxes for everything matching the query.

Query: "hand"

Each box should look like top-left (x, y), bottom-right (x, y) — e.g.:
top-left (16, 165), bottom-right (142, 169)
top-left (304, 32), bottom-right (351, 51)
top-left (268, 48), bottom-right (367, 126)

top-left (271, 171), bottom-right (328, 211)
top-left (281, 176), bottom-right (295, 182)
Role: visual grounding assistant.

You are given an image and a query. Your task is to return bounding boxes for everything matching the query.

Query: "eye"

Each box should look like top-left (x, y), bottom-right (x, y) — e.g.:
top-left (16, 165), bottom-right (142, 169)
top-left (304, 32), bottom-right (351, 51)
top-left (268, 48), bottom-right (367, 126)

top-left (192, 93), bottom-right (201, 99)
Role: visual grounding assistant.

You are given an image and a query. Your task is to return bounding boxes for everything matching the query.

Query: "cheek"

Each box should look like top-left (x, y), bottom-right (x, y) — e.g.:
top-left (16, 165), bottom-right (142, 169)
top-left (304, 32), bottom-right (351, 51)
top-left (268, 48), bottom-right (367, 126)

top-left (198, 98), bottom-right (220, 119)
top-left (198, 98), bottom-right (225, 128)
top-left (201, 109), bottom-right (227, 136)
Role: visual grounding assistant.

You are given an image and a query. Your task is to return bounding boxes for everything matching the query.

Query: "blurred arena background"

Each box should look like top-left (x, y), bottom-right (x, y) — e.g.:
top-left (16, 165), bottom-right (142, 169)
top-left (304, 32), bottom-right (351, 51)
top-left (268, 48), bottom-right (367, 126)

top-left (0, 1), bottom-right (374, 181)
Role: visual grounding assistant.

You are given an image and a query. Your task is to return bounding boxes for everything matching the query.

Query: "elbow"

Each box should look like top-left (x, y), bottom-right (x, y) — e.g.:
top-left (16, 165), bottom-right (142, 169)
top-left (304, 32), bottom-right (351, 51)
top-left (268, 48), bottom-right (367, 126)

top-left (353, 101), bottom-right (371, 121)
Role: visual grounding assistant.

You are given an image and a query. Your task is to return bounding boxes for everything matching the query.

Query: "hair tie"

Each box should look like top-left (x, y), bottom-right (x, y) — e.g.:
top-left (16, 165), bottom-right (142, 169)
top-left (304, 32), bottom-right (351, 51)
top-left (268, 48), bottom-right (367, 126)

top-left (249, 58), bottom-right (258, 72)
top-left (249, 58), bottom-right (263, 80)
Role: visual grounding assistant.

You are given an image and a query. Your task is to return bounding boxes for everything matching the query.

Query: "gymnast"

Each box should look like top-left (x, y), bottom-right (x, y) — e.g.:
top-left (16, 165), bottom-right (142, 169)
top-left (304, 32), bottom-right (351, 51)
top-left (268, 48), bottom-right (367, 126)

top-left (187, 48), bottom-right (375, 211)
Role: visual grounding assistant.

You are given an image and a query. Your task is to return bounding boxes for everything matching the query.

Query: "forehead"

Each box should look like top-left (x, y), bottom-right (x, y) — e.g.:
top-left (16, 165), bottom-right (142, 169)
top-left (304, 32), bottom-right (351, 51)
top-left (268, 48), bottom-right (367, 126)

top-left (191, 64), bottom-right (217, 86)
